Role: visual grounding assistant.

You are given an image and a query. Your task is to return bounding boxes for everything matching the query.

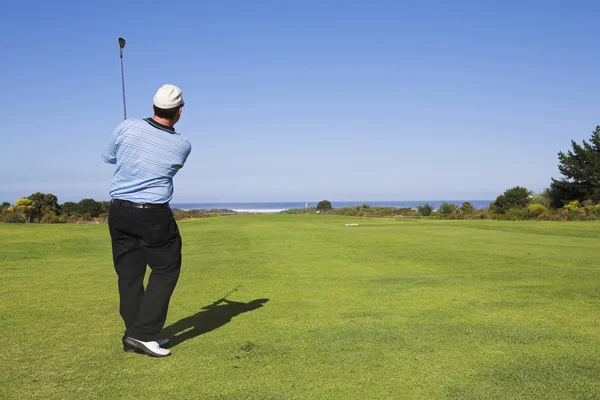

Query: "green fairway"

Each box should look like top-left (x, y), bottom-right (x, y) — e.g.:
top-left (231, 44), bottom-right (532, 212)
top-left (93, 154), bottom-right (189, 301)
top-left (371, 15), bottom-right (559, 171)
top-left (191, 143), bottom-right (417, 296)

top-left (1, 216), bottom-right (599, 399)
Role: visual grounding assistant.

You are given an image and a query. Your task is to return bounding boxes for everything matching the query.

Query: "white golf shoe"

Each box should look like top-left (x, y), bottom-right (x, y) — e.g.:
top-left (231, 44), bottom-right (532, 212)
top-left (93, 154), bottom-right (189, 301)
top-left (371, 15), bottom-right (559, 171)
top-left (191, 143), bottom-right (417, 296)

top-left (123, 337), bottom-right (171, 357)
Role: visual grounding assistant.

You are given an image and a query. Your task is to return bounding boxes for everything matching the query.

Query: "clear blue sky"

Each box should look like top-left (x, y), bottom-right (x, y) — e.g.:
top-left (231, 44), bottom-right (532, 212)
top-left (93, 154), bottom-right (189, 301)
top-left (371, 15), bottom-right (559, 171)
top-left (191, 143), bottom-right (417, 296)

top-left (2, 0), bottom-right (599, 203)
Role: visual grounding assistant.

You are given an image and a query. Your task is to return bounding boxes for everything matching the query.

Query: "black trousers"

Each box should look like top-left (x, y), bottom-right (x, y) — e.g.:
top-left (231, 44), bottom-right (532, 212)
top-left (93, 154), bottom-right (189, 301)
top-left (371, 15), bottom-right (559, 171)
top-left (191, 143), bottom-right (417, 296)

top-left (108, 202), bottom-right (182, 342)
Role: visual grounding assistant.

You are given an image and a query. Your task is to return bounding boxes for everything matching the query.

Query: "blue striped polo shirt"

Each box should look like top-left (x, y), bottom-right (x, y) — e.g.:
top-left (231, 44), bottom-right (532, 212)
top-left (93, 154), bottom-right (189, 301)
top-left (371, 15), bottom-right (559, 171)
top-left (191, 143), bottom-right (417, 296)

top-left (101, 118), bottom-right (192, 204)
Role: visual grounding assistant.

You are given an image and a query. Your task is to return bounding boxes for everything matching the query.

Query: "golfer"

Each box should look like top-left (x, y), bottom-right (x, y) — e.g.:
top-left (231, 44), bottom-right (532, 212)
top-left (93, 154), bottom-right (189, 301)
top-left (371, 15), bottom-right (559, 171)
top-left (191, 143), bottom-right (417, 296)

top-left (102, 84), bottom-right (192, 357)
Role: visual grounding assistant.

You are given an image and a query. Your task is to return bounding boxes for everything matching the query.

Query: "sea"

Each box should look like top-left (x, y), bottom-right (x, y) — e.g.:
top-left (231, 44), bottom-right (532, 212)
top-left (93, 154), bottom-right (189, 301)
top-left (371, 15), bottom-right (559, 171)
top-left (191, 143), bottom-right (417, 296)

top-left (171, 200), bottom-right (493, 214)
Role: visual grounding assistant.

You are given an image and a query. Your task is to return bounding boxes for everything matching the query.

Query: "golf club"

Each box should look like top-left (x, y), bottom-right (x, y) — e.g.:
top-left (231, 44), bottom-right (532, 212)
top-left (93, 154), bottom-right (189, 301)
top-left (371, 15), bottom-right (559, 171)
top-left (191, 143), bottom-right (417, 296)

top-left (118, 37), bottom-right (127, 120)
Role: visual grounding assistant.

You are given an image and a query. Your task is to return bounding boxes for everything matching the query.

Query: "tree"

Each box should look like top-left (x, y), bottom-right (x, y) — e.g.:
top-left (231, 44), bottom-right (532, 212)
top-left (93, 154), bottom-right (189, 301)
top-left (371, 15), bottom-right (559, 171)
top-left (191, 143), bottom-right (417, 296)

top-left (316, 200), bottom-right (333, 212)
top-left (460, 202), bottom-right (475, 215)
top-left (438, 202), bottom-right (456, 219)
top-left (1, 202), bottom-right (10, 210)
top-left (99, 201), bottom-right (111, 214)
top-left (492, 186), bottom-right (532, 214)
top-left (417, 204), bottom-right (433, 216)
top-left (27, 192), bottom-right (60, 220)
top-left (549, 126), bottom-right (600, 208)
top-left (60, 202), bottom-right (79, 215)
top-left (77, 198), bottom-right (104, 217)
top-left (8, 198), bottom-right (35, 223)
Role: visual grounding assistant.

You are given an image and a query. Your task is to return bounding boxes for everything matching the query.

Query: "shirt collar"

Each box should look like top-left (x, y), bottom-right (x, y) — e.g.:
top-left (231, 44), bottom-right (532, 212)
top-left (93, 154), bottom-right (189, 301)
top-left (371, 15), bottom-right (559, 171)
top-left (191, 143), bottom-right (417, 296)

top-left (144, 117), bottom-right (176, 133)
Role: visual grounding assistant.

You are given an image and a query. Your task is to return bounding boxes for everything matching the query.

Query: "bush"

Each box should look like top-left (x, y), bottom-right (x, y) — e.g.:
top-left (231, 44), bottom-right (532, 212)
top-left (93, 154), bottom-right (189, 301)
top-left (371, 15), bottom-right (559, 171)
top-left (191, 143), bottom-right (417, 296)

top-left (78, 199), bottom-right (104, 218)
top-left (460, 202), bottom-right (475, 215)
top-left (281, 209), bottom-right (302, 214)
top-left (379, 207), bottom-right (393, 216)
top-left (492, 186), bottom-right (532, 214)
top-left (563, 200), bottom-right (581, 220)
top-left (563, 200), bottom-right (580, 212)
top-left (172, 210), bottom-right (218, 220)
top-left (2, 212), bottom-right (25, 223)
top-left (417, 204), bottom-right (434, 216)
top-left (477, 208), bottom-right (491, 220)
top-left (504, 207), bottom-right (528, 221)
top-left (316, 200), bottom-right (332, 212)
top-left (60, 201), bottom-right (79, 215)
top-left (586, 204), bottom-right (600, 217)
top-left (335, 207), bottom-right (359, 216)
top-left (527, 203), bottom-right (549, 220)
top-left (41, 213), bottom-right (68, 223)
top-left (437, 202), bottom-right (458, 219)
top-left (396, 208), bottom-right (418, 216)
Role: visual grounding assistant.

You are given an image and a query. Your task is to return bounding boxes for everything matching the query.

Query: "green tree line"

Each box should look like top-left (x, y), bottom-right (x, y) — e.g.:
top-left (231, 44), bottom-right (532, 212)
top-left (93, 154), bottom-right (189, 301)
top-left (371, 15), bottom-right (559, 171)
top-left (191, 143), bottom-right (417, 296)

top-left (3, 126), bottom-right (600, 223)
top-left (0, 195), bottom-right (110, 223)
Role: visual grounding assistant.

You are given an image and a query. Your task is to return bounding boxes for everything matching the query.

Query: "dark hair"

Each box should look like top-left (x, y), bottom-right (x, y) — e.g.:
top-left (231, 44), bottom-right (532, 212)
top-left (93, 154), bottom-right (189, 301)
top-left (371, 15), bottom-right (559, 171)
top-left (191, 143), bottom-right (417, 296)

top-left (153, 105), bottom-right (181, 120)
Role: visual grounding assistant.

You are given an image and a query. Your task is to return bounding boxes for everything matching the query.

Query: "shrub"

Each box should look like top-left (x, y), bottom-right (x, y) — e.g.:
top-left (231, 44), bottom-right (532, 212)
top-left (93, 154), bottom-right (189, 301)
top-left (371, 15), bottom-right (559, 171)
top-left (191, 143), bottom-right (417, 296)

top-left (2, 212), bottom-right (26, 223)
top-left (8, 198), bottom-right (34, 223)
top-left (60, 201), bottom-right (79, 215)
top-left (586, 204), bottom-right (600, 217)
top-left (41, 213), bottom-right (68, 223)
top-left (527, 203), bottom-right (550, 220)
top-left (396, 207), bottom-right (418, 216)
top-left (563, 200), bottom-right (580, 212)
top-left (562, 200), bottom-right (581, 221)
top-left (378, 207), bottom-right (392, 216)
top-left (172, 210), bottom-right (218, 220)
top-left (78, 199), bottom-right (104, 218)
top-left (417, 204), bottom-right (434, 217)
top-left (281, 209), bottom-right (302, 214)
top-left (476, 208), bottom-right (491, 220)
top-left (505, 207), bottom-right (528, 221)
top-left (437, 202), bottom-right (457, 219)
top-left (335, 207), bottom-right (359, 216)
top-left (460, 202), bottom-right (475, 215)
top-left (316, 200), bottom-right (332, 212)
top-left (492, 186), bottom-right (532, 214)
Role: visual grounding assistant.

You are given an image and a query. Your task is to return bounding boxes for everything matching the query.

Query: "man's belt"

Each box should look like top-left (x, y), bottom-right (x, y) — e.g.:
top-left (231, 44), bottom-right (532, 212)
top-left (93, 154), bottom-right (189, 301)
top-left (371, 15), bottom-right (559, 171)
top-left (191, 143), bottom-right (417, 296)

top-left (112, 199), bottom-right (170, 209)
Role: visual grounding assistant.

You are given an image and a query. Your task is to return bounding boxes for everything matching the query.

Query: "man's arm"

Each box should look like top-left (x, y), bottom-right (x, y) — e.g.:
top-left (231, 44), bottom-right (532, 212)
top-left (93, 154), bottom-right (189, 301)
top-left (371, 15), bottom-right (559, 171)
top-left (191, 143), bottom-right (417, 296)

top-left (101, 123), bottom-right (125, 164)
top-left (174, 139), bottom-right (192, 170)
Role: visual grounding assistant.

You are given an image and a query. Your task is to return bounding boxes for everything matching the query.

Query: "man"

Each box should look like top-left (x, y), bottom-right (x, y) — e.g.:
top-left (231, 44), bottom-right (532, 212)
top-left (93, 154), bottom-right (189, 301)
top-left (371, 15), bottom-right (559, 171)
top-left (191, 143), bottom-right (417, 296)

top-left (102, 84), bottom-right (192, 357)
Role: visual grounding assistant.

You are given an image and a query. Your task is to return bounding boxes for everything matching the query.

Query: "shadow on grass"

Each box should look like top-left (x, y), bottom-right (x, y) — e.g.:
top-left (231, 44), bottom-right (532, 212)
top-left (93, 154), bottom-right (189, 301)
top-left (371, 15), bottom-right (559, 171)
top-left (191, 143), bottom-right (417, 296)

top-left (160, 298), bottom-right (269, 348)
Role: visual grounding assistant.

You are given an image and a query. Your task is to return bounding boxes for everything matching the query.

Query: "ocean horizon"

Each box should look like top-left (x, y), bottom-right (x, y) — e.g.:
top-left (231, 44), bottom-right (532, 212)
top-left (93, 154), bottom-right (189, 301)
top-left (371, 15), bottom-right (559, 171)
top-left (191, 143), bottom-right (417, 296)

top-left (171, 200), bottom-right (494, 214)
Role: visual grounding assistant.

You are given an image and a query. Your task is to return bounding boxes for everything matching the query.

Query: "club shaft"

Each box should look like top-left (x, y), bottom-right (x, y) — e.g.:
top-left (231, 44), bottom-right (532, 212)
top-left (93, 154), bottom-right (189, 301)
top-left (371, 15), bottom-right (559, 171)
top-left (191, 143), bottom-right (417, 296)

top-left (120, 49), bottom-right (127, 120)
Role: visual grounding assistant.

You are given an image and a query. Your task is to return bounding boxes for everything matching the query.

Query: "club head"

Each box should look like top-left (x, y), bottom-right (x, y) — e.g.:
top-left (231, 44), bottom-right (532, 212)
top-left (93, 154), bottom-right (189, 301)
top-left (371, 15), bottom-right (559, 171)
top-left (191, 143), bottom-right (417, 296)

top-left (118, 37), bottom-right (126, 49)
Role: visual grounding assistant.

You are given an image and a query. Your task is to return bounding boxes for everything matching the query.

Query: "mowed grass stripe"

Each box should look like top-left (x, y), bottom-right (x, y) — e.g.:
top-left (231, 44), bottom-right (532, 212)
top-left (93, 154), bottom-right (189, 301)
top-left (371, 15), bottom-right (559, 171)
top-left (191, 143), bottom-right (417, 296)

top-left (1, 216), bottom-right (598, 399)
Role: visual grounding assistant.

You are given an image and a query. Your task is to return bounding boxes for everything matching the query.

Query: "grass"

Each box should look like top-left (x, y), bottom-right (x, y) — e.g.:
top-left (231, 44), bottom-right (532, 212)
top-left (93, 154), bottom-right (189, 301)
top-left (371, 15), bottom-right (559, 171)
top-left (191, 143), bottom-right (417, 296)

top-left (1, 215), bottom-right (599, 399)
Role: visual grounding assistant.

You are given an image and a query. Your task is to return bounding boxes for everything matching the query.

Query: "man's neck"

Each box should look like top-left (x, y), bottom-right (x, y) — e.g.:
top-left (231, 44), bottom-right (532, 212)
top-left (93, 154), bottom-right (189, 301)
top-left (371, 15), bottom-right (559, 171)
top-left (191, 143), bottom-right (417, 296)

top-left (152, 115), bottom-right (175, 127)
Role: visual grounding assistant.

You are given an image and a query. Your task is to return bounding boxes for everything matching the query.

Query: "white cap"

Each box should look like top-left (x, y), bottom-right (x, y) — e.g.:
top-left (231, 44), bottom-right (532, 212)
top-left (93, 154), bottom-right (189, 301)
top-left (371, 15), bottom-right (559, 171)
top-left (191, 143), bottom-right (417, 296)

top-left (153, 84), bottom-right (185, 109)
